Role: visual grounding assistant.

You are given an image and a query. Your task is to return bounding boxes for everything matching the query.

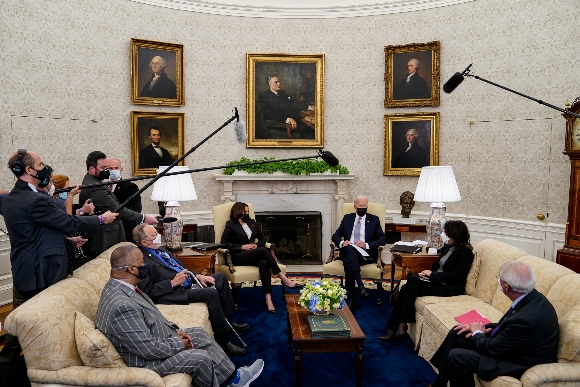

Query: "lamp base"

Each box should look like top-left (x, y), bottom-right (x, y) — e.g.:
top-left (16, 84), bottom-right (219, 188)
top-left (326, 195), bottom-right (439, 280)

top-left (427, 203), bottom-right (447, 250)
top-left (164, 201), bottom-right (184, 251)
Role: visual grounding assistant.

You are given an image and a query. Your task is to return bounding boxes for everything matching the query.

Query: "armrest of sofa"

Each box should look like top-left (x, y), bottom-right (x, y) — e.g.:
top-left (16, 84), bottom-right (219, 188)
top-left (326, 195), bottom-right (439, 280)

top-left (28, 365), bottom-right (166, 387)
top-left (519, 362), bottom-right (580, 386)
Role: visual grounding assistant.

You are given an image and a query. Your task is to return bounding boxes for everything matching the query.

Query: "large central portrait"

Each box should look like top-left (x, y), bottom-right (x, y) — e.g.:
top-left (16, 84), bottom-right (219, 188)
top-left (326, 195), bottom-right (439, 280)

top-left (246, 53), bottom-right (324, 148)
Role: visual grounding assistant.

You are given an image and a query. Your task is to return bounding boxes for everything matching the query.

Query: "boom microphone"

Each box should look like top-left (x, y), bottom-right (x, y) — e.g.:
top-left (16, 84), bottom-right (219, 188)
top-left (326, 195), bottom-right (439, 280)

top-left (233, 107), bottom-right (247, 143)
top-left (317, 149), bottom-right (339, 167)
top-left (162, 217), bottom-right (178, 223)
top-left (443, 64), bottom-right (472, 94)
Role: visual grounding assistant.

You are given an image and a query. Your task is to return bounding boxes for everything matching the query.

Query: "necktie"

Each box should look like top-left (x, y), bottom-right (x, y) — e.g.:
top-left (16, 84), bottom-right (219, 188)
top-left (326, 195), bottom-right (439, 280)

top-left (353, 217), bottom-right (361, 243)
top-left (135, 287), bottom-right (143, 295)
top-left (490, 307), bottom-right (513, 337)
top-left (405, 143), bottom-right (412, 153)
top-left (108, 184), bottom-right (113, 190)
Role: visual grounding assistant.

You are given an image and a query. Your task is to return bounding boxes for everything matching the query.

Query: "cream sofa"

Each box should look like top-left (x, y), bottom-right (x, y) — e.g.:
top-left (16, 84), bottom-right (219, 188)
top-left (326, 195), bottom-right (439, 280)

top-left (5, 242), bottom-right (213, 387)
top-left (409, 239), bottom-right (580, 387)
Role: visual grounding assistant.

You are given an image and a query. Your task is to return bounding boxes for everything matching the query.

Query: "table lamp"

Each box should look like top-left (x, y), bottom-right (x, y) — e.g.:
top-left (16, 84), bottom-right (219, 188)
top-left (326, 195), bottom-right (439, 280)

top-left (414, 166), bottom-right (461, 249)
top-left (151, 166), bottom-right (197, 251)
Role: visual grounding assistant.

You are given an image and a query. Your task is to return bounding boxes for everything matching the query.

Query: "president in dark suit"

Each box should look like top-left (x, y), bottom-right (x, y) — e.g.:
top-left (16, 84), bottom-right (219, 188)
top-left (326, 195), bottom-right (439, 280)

top-left (380, 220), bottom-right (474, 341)
top-left (428, 260), bottom-right (559, 387)
top-left (95, 245), bottom-right (265, 387)
top-left (392, 128), bottom-right (429, 168)
top-left (258, 75), bottom-right (314, 139)
top-left (139, 126), bottom-right (175, 169)
top-left (139, 55), bottom-right (177, 99)
top-left (393, 58), bottom-right (430, 100)
top-left (79, 151), bottom-right (157, 259)
top-left (134, 224), bottom-right (248, 356)
top-left (332, 196), bottom-right (386, 309)
top-left (109, 158), bottom-right (142, 242)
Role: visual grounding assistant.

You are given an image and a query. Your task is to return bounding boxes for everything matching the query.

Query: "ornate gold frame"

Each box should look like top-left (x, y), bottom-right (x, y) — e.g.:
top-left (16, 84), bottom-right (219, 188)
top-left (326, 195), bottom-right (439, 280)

top-left (131, 111), bottom-right (185, 176)
top-left (384, 112), bottom-right (440, 176)
top-left (246, 53), bottom-right (324, 148)
top-left (384, 41), bottom-right (440, 108)
top-left (131, 38), bottom-right (184, 106)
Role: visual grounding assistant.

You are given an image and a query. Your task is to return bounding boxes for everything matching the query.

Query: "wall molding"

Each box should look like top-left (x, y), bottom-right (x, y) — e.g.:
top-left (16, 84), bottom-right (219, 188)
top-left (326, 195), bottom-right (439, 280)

top-left (129, 0), bottom-right (475, 18)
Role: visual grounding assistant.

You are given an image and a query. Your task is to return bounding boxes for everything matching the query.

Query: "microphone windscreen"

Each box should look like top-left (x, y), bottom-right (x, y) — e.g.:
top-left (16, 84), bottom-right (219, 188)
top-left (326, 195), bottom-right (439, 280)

top-left (443, 72), bottom-right (464, 94)
top-left (320, 150), bottom-right (339, 167)
top-left (162, 217), bottom-right (178, 223)
top-left (234, 119), bottom-right (246, 143)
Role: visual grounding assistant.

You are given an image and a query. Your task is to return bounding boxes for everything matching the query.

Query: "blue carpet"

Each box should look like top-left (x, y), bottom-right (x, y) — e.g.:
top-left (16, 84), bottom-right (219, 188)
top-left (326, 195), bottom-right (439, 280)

top-left (227, 285), bottom-right (437, 387)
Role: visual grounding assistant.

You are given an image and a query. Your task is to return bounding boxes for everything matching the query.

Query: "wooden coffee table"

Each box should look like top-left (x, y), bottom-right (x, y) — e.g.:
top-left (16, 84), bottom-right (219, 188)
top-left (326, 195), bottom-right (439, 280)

top-left (286, 294), bottom-right (366, 387)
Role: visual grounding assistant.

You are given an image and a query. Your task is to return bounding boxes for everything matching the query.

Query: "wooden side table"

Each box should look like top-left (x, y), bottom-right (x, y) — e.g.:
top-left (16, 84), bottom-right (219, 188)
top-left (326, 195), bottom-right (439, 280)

top-left (173, 248), bottom-right (217, 275)
top-left (390, 250), bottom-right (440, 291)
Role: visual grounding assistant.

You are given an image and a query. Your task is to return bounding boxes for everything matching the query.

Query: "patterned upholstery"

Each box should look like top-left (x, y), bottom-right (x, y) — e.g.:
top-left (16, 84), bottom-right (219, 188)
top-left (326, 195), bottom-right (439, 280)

top-left (5, 243), bottom-right (210, 387)
top-left (412, 239), bottom-right (580, 387)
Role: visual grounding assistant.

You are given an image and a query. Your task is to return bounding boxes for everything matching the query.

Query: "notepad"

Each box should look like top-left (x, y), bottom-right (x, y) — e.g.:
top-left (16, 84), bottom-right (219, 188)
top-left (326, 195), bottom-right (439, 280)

top-left (454, 310), bottom-right (491, 325)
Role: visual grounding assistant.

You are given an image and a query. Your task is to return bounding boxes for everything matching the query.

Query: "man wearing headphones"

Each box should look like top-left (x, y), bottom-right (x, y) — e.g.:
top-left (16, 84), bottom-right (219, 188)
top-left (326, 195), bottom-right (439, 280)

top-left (0, 149), bottom-right (118, 386)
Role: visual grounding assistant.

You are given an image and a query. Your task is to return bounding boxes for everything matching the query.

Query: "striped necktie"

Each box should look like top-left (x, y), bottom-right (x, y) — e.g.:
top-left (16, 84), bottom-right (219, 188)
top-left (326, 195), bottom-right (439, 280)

top-left (353, 217), bottom-right (361, 243)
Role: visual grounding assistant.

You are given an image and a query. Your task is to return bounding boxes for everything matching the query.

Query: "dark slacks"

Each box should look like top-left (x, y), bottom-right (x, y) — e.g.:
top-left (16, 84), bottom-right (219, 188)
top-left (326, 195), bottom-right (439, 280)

top-left (232, 247), bottom-right (282, 294)
top-left (187, 273), bottom-right (234, 342)
top-left (387, 274), bottom-right (449, 330)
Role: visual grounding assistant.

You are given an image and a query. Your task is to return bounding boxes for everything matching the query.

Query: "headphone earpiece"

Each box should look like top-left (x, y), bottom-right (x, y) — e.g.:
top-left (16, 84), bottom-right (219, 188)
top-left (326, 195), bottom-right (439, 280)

top-left (10, 149), bottom-right (27, 176)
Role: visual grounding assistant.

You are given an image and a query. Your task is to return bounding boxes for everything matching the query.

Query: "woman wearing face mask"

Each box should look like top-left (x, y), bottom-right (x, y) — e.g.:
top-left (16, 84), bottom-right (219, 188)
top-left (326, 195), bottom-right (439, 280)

top-left (220, 202), bottom-right (299, 314)
top-left (53, 174), bottom-right (95, 216)
top-left (379, 220), bottom-right (474, 341)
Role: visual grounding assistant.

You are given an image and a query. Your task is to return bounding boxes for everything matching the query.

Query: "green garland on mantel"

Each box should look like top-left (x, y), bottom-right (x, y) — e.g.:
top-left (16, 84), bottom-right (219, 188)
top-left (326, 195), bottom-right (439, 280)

top-left (222, 157), bottom-right (349, 175)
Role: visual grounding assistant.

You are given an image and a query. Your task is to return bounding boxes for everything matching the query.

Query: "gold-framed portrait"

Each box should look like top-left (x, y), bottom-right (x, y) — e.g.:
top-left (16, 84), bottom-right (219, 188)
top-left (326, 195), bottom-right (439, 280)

top-left (246, 53), bottom-right (324, 148)
top-left (384, 112), bottom-right (440, 176)
top-left (131, 38), bottom-right (184, 106)
top-left (384, 41), bottom-right (440, 108)
top-left (131, 111), bottom-right (185, 176)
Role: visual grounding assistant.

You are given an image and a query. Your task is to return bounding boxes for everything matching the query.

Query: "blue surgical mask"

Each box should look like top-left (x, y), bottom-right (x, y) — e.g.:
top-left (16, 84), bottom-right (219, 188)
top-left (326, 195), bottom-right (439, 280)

top-left (59, 192), bottom-right (68, 200)
top-left (109, 170), bottom-right (121, 181)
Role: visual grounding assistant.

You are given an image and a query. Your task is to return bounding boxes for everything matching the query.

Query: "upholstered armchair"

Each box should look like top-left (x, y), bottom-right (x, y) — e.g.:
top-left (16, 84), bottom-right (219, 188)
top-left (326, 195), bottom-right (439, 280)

top-left (212, 202), bottom-right (287, 308)
top-left (322, 202), bottom-right (386, 305)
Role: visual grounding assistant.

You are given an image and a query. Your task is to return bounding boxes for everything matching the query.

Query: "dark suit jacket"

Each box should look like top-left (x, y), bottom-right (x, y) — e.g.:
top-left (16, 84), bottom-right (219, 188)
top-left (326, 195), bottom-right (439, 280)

top-left (331, 213), bottom-right (387, 261)
top-left (138, 246), bottom-right (200, 305)
top-left (79, 174), bottom-right (143, 258)
top-left (393, 72), bottom-right (430, 100)
top-left (139, 144), bottom-right (174, 169)
top-left (392, 142), bottom-right (429, 168)
top-left (473, 289), bottom-right (559, 380)
top-left (258, 89), bottom-right (309, 124)
top-left (220, 219), bottom-right (266, 258)
top-left (428, 244), bottom-right (474, 296)
top-left (140, 71), bottom-right (177, 99)
top-left (113, 179), bottom-right (142, 242)
top-left (3, 179), bottom-right (100, 291)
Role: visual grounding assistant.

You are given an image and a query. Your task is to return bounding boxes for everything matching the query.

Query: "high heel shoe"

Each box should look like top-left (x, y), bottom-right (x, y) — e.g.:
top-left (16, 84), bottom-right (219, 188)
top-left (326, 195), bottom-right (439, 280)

top-left (282, 280), bottom-right (302, 289)
top-left (266, 302), bottom-right (277, 314)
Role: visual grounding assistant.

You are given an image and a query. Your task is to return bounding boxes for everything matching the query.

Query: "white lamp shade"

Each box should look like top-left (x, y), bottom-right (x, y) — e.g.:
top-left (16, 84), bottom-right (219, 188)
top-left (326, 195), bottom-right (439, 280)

top-left (150, 166), bottom-right (198, 202)
top-left (414, 166), bottom-right (461, 203)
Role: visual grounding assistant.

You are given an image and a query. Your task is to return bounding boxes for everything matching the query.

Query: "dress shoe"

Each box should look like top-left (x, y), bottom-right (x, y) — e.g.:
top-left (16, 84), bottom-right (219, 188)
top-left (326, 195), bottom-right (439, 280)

top-left (378, 333), bottom-right (394, 341)
top-left (359, 287), bottom-right (369, 297)
top-left (224, 341), bottom-right (247, 356)
top-left (267, 308), bottom-right (277, 314)
top-left (230, 321), bottom-right (249, 332)
top-left (347, 299), bottom-right (358, 311)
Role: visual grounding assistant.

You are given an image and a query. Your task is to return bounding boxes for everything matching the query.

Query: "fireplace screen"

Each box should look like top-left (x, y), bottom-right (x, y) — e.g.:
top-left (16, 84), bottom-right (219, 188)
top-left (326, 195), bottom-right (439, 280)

top-left (256, 211), bottom-right (322, 265)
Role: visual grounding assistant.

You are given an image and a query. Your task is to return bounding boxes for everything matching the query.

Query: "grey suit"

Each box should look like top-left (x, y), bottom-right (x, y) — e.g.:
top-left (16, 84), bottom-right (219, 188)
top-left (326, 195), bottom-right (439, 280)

top-left (79, 173), bottom-right (144, 258)
top-left (95, 279), bottom-right (234, 387)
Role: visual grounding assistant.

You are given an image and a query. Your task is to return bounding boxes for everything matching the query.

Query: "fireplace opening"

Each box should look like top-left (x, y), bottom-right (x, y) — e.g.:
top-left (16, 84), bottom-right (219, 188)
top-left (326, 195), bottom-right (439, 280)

top-left (256, 211), bottom-right (322, 265)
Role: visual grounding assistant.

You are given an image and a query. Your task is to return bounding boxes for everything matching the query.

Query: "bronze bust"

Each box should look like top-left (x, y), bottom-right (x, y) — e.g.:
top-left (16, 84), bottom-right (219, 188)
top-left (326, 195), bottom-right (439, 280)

top-left (400, 191), bottom-right (415, 218)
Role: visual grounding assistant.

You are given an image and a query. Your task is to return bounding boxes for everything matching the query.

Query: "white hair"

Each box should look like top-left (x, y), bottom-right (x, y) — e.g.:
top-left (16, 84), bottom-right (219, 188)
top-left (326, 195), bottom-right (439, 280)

top-left (408, 58), bottom-right (420, 68)
top-left (499, 260), bottom-right (536, 294)
top-left (150, 56), bottom-right (167, 68)
top-left (406, 129), bottom-right (419, 137)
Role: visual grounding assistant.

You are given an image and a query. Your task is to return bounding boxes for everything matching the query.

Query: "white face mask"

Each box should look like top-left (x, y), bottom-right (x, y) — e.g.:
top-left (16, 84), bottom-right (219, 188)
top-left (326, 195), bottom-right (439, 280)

top-left (441, 233), bottom-right (449, 244)
top-left (109, 170), bottom-right (121, 181)
top-left (152, 233), bottom-right (162, 246)
top-left (47, 185), bottom-right (55, 197)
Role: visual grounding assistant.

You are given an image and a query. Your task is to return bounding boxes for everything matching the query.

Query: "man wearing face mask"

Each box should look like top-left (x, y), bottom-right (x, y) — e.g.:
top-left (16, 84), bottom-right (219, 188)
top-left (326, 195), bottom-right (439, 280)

top-left (133, 224), bottom-right (249, 356)
top-left (109, 158), bottom-right (142, 242)
top-left (331, 195), bottom-right (386, 311)
top-left (1, 149), bottom-right (119, 386)
top-left (80, 151), bottom-right (157, 260)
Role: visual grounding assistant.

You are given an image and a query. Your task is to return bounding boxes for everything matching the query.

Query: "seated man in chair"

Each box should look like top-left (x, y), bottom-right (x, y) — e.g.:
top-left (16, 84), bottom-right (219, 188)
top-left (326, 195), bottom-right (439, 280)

top-left (332, 195), bottom-right (386, 310)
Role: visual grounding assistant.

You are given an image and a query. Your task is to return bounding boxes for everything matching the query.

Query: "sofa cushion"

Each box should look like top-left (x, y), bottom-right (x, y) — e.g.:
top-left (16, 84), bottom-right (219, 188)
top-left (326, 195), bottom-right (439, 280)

top-left (547, 274), bottom-right (580, 320)
top-left (557, 305), bottom-right (580, 362)
top-left (74, 312), bottom-right (126, 368)
top-left (465, 250), bottom-right (480, 297)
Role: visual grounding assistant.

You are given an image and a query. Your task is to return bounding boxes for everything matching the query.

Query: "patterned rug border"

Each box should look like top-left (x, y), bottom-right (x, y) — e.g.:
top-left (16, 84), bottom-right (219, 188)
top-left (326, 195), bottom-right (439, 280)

top-left (237, 274), bottom-right (397, 289)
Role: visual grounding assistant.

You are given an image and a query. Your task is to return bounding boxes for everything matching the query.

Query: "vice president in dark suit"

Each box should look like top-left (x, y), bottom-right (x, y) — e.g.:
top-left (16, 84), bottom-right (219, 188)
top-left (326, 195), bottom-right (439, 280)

top-left (139, 126), bottom-right (175, 169)
top-left (428, 260), bottom-right (559, 387)
top-left (379, 220), bottom-right (474, 341)
top-left (393, 58), bottom-right (430, 100)
top-left (332, 195), bottom-right (386, 310)
top-left (140, 55), bottom-right (177, 99)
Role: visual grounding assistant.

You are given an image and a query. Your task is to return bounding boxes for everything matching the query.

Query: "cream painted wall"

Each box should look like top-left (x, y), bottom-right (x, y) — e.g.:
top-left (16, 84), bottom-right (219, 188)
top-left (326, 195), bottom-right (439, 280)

top-left (1, 0), bottom-right (578, 226)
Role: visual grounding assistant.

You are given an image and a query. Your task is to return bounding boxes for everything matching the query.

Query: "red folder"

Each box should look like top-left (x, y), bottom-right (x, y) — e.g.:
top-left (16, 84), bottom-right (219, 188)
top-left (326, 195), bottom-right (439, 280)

top-left (454, 310), bottom-right (491, 325)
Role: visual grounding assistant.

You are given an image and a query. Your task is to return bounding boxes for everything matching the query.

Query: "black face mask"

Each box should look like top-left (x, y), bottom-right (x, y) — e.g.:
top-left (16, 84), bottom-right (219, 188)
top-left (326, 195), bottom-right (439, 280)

top-left (96, 168), bottom-right (110, 181)
top-left (240, 214), bottom-right (251, 223)
top-left (133, 263), bottom-right (150, 280)
top-left (30, 166), bottom-right (51, 188)
top-left (356, 208), bottom-right (367, 217)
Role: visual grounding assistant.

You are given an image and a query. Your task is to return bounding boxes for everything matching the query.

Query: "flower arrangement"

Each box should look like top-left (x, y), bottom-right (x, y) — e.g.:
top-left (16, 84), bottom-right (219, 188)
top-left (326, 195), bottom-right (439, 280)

top-left (298, 278), bottom-right (347, 314)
